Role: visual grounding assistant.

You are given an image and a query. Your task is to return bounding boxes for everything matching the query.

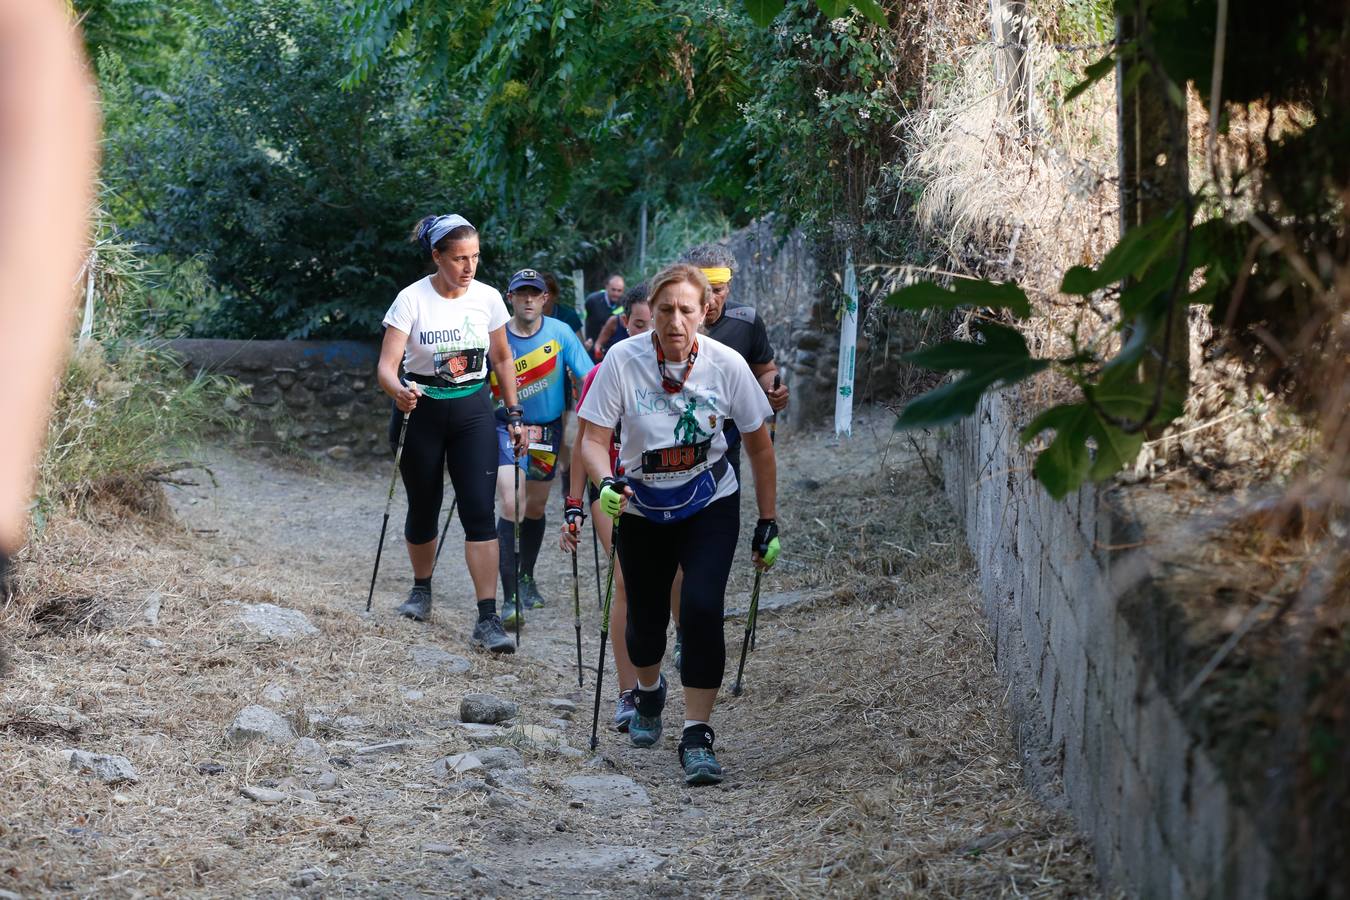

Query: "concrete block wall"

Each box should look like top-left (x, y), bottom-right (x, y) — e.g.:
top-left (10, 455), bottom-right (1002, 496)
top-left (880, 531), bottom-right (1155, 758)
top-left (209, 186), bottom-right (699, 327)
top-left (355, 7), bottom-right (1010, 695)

top-left (943, 388), bottom-right (1275, 897)
top-left (168, 339), bottom-right (390, 459)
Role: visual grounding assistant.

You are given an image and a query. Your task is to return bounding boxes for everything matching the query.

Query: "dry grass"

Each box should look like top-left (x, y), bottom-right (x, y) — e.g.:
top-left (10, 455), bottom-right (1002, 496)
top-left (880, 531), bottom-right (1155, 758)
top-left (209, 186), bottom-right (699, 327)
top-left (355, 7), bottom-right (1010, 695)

top-left (0, 407), bottom-right (1103, 897)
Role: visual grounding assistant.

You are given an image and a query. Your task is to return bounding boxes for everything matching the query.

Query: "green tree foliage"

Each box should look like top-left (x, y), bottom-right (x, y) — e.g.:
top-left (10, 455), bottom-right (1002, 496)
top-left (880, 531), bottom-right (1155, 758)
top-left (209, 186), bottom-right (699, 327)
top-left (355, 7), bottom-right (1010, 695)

top-left (889, 0), bottom-right (1348, 499)
top-left (72, 0), bottom-right (205, 85)
top-left (103, 1), bottom-right (461, 338)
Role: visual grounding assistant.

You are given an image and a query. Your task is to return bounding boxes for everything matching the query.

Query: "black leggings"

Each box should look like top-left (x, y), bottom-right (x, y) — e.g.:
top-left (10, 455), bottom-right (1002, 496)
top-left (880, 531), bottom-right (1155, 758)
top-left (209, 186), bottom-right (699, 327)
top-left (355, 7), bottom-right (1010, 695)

top-left (388, 386), bottom-right (498, 544)
top-left (617, 494), bottom-right (740, 689)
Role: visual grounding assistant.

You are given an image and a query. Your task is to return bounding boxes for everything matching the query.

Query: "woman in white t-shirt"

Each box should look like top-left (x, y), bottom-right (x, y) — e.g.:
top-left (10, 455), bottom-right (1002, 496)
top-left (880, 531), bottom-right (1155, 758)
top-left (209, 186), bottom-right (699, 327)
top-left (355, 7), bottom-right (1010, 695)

top-left (376, 214), bottom-right (526, 653)
top-left (577, 263), bottom-right (782, 785)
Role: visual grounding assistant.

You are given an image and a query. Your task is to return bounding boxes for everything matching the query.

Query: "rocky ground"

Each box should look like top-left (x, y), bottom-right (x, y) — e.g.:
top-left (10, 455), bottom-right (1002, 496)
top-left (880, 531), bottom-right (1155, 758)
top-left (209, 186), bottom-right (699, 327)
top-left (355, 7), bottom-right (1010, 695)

top-left (0, 407), bottom-right (1102, 897)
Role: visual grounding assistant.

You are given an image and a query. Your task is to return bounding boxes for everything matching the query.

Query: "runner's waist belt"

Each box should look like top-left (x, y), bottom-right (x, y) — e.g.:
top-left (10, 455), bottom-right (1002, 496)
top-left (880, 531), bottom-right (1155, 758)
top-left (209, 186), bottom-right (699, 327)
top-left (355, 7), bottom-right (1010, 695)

top-left (406, 372), bottom-right (485, 399)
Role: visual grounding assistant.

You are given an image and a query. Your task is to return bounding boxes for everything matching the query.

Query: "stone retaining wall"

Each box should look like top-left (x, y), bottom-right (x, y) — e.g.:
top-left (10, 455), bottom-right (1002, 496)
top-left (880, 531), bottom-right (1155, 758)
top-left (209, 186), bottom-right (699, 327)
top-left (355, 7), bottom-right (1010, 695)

top-left (943, 388), bottom-right (1275, 897)
top-left (169, 339), bottom-right (389, 459)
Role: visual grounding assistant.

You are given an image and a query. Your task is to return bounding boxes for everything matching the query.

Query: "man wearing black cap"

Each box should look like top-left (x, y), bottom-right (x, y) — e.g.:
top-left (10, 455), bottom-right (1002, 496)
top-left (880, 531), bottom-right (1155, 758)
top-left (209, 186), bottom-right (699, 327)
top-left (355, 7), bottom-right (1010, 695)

top-left (492, 269), bottom-right (594, 626)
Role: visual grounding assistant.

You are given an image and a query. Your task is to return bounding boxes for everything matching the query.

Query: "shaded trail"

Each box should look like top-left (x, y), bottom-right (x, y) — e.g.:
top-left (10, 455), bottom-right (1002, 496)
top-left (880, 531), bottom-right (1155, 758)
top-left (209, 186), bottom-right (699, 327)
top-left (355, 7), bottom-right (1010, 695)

top-left (0, 407), bottom-right (1100, 897)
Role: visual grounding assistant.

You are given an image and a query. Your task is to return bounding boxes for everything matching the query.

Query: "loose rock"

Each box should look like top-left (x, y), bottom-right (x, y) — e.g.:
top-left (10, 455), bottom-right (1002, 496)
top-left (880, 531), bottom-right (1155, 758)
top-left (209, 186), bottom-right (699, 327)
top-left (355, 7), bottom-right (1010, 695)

top-left (236, 603), bottom-right (318, 640)
top-left (460, 693), bottom-right (518, 725)
top-left (432, 753), bottom-right (483, 776)
top-left (423, 843), bottom-right (458, 856)
top-left (472, 746), bottom-right (524, 771)
top-left (563, 774), bottom-right (651, 809)
top-left (409, 645), bottom-right (471, 673)
top-left (63, 750), bottom-right (138, 785)
top-left (226, 705), bottom-right (295, 746)
top-left (353, 740), bottom-right (417, 756)
top-left (312, 771), bottom-right (340, 791)
top-left (546, 698), bottom-right (577, 714)
top-left (240, 785), bottom-right (287, 804)
top-left (292, 737), bottom-right (326, 762)
top-left (142, 591), bottom-right (162, 626)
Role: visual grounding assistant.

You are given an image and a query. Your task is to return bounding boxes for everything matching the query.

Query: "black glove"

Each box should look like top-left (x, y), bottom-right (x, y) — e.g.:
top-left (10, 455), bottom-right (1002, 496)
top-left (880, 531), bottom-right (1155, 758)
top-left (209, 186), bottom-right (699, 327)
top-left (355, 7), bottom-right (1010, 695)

top-left (751, 518), bottom-right (781, 567)
top-left (505, 404), bottom-right (524, 425)
top-left (564, 496), bottom-right (587, 533)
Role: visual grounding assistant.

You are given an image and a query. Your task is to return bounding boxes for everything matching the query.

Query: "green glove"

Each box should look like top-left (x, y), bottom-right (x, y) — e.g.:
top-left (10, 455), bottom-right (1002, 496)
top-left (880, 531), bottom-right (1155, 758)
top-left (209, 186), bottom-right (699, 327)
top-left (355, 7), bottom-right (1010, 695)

top-left (752, 519), bottom-right (781, 568)
top-left (598, 476), bottom-right (627, 521)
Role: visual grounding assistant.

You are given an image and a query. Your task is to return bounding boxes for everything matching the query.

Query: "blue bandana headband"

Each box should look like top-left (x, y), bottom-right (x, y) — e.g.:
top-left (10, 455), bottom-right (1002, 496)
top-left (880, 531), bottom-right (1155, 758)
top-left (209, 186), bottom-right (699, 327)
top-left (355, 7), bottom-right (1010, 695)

top-left (418, 214), bottom-right (474, 253)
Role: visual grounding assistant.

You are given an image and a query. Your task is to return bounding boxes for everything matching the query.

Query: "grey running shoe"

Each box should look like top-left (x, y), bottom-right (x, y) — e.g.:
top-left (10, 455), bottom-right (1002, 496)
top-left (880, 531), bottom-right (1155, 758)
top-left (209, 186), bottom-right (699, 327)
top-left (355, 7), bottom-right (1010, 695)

top-left (678, 724), bottom-right (724, 785)
top-left (500, 595), bottom-right (522, 629)
top-left (397, 584), bottom-right (432, 622)
top-left (629, 675), bottom-right (666, 748)
top-left (471, 615), bottom-right (516, 654)
top-left (519, 574), bottom-right (546, 609)
top-left (612, 690), bottom-right (636, 732)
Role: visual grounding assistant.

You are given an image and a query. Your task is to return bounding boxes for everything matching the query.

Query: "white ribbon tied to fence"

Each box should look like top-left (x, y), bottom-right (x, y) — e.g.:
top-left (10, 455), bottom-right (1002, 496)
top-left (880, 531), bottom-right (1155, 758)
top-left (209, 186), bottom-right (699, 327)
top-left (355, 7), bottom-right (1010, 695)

top-left (834, 249), bottom-right (858, 436)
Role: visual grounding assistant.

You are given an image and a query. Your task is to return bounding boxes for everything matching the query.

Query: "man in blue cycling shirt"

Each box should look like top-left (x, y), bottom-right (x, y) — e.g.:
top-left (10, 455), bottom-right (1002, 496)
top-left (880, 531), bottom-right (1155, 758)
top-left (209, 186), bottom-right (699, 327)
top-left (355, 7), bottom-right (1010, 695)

top-left (492, 269), bottom-right (594, 625)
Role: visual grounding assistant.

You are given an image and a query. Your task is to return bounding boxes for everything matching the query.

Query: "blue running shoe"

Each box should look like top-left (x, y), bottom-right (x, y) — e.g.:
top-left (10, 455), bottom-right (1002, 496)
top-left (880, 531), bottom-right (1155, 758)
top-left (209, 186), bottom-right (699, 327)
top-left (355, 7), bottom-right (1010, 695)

top-left (628, 675), bottom-right (666, 748)
top-left (678, 724), bottom-right (724, 785)
top-left (612, 690), bottom-right (636, 732)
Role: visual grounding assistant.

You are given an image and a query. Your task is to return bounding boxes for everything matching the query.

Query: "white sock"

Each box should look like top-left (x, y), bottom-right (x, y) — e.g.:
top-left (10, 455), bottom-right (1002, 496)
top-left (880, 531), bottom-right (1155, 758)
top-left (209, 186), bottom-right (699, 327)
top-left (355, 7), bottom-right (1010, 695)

top-left (637, 677), bottom-right (661, 692)
top-left (683, 719), bottom-right (708, 731)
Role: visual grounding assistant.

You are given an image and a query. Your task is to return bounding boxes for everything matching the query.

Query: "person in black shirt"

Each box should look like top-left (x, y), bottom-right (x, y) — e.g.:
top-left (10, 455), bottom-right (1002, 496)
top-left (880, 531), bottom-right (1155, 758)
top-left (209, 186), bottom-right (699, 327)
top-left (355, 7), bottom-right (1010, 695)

top-left (583, 273), bottom-right (626, 348)
top-left (679, 244), bottom-right (789, 463)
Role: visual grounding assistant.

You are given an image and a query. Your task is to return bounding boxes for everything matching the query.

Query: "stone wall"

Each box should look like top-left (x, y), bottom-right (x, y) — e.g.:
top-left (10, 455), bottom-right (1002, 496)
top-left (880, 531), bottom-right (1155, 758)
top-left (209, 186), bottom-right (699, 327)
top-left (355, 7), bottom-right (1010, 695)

top-left (943, 388), bottom-right (1275, 897)
top-left (720, 220), bottom-right (910, 428)
top-left (169, 339), bottom-right (389, 459)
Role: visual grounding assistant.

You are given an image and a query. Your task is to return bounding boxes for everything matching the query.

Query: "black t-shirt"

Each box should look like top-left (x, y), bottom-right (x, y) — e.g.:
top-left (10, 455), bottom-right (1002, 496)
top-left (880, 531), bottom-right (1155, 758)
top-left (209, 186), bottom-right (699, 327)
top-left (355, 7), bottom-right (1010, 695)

top-left (584, 290), bottom-right (617, 342)
top-left (603, 316), bottom-right (629, 353)
top-left (549, 303), bottom-right (583, 335)
top-left (705, 300), bottom-right (774, 366)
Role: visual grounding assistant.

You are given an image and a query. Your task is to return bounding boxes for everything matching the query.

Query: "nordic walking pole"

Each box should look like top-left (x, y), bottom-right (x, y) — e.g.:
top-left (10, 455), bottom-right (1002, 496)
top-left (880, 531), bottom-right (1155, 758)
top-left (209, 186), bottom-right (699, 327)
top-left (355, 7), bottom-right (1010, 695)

top-left (590, 515), bottom-right (603, 610)
top-left (752, 373), bottom-right (781, 653)
top-left (572, 543), bottom-right (584, 687)
top-left (589, 516), bottom-right (620, 752)
top-left (731, 567), bottom-right (763, 697)
top-left (513, 448), bottom-right (523, 647)
top-left (429, 497), bottom-right (458, 577)
top-left (366, 403), bottom-right (412, 612)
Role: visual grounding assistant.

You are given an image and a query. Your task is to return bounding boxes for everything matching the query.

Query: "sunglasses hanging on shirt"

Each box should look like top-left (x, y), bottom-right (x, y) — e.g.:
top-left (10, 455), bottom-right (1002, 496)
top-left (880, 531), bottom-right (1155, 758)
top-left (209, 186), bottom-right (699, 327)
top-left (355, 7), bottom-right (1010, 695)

top-left (652, 332), bottom-right (698, 394)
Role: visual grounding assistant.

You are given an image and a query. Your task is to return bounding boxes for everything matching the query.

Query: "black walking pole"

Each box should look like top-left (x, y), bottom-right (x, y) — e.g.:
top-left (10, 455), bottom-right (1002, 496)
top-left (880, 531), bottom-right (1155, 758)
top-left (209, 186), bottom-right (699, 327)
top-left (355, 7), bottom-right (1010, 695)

top-left (429, 497), bottom-right (458, 577)
top-left (366, 406), bottom-right (411, 612)
top-left (752, 373), bottom-right (781, 652)
top-left (572, 543), bottom-right (584, 688)
top-left (590, 516), bottom-right (603, 610)
top-left (731, 568), bottom-right (763, 697)
top-left (513, 453), bottom-right (523, 647)
top-left (588, 517), bottom-right (620, 752)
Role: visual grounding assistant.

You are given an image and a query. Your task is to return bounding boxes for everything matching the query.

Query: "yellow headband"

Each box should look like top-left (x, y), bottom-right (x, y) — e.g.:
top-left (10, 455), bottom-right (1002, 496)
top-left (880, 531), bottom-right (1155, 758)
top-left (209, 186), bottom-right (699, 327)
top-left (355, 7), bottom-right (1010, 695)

top-left (700, 267), bottom-right (732, 285)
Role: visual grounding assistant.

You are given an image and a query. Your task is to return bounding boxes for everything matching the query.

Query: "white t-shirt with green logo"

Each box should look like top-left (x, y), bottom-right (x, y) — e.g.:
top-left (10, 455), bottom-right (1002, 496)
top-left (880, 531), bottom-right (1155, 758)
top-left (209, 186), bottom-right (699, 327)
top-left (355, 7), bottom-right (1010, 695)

top-left (578, 333), bottom-right (771, 512)
top-left (383, 277), bottom-right (509, 394)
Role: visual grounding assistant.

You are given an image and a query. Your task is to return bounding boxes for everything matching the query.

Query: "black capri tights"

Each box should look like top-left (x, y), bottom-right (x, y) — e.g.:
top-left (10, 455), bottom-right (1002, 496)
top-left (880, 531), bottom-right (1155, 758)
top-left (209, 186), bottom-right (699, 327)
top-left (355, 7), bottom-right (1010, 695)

top-left (387, 387), bottom-right (498, 544)
top-left (617, 494), bottom-right (740, 689)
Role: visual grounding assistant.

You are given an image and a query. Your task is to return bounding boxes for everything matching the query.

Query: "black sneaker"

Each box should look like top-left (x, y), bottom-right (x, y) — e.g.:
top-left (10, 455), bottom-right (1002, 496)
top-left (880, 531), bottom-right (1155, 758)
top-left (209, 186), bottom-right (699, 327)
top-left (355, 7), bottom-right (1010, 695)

top-left (471, 615), bottom-right (516, 654)
top-left (629, 675), bottom-right (666, 748)
top-left (397, 585), bottom-right (432, 622)
top-left (519, 574), bottom-right (547, 610)
top-left (678, 724), bottom-right (724, 785)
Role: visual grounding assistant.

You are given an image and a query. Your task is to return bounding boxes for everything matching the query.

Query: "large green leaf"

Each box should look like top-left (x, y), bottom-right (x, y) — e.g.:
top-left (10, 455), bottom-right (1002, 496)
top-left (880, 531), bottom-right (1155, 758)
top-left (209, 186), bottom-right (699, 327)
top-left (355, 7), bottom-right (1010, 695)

top-left (850, 0), bottom-right (888, 26)
top-left (744, 0), bottom-right (786, 26)
top-left (1060, 206), bottom-right (1184, 296)
top-left (886, 278), bottom-right (1032, 318)
top-left (1021, 404), bottom-right (1093, 497)
top-left (1063, 52), bottom-right (1116, 103)
top-left (895, 323), bottom-right (1049, 429)
top-left (814, 0), bottom-right (848, 15)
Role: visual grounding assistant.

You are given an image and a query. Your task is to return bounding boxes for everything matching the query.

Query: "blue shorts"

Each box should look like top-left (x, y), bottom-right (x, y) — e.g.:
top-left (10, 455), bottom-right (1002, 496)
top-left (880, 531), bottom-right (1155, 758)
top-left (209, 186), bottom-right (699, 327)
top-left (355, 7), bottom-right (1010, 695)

top-left (496, 419), bottom-right (563, 482)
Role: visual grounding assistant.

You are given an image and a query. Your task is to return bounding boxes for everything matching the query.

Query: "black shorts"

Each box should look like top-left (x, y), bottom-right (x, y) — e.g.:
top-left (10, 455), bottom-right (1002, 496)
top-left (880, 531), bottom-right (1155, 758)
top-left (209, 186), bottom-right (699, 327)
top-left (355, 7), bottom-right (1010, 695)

top-left (389, 384), bottom-right (498, 544)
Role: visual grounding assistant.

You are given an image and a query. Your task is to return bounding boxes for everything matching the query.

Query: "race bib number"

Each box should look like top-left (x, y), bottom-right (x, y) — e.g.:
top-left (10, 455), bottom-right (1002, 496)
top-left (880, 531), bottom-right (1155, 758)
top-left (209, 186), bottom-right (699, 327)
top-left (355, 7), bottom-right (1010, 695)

top-left (434, 348), bottom-right (485, 383)
top-left (640, 439), bottom-right (712, 483)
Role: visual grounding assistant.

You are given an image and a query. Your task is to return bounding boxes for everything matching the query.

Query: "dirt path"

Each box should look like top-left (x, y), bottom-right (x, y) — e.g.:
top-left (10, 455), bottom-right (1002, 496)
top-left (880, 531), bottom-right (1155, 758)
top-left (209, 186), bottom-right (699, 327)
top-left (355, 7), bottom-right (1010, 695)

top-left (1, 407), bottom-right (1101, 897)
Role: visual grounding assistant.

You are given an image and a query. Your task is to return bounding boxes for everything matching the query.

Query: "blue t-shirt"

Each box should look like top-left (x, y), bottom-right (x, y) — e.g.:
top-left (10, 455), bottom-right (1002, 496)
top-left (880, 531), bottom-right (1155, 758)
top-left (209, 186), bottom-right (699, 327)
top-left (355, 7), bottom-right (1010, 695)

top-left (492, 317), bottom-right (593, 423)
